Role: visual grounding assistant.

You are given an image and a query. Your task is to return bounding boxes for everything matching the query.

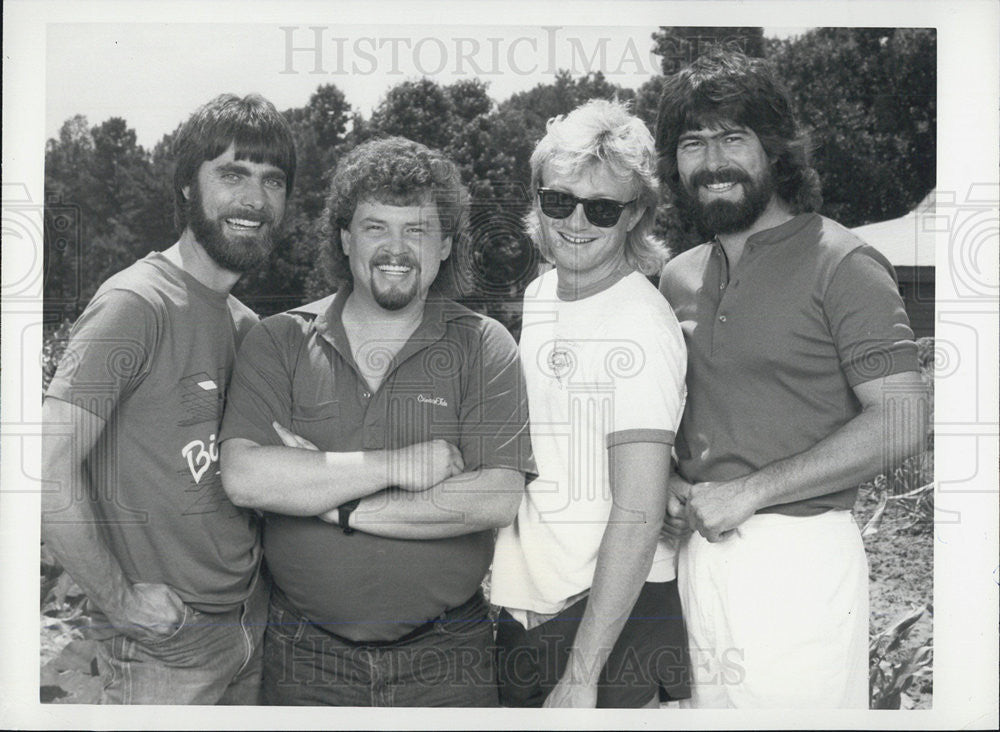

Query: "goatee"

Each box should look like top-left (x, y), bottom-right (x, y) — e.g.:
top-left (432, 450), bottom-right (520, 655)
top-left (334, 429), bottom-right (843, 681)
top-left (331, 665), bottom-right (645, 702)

top-left (370, 253), bottom-right (421, 311)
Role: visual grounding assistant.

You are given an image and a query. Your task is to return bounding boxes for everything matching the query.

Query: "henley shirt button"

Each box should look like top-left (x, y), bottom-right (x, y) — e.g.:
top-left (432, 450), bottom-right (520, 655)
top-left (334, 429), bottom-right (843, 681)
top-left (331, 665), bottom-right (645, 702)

top-left (362, 390), bottom-right (371, 399)
top-left (719, 314), bottom-right (727, 323)
top-left (720, 282), bottom-right (726, 290)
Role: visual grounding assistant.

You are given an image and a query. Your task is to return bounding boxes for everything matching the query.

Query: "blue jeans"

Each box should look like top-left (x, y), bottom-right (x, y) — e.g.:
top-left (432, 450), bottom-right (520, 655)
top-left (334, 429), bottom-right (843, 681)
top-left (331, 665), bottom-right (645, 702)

top-left (263, 588), bottom-right (498, 706)
top-left (94, 573), bottom-right (267, 704)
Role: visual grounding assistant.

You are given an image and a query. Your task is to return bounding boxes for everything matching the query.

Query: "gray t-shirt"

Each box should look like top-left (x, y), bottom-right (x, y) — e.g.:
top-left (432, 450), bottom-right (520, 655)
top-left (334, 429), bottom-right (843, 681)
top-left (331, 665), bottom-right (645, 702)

top-left (46, 252), bottom-right (260, 611)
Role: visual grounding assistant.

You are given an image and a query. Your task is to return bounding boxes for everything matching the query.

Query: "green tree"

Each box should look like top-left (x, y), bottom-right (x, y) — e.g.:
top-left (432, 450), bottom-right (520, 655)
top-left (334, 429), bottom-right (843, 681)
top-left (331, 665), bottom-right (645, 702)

top-left (652, 26), bottom-right (766, 74)
top-left (369, 78), bottom-right (456, 151)
top-left (768, 28), bottom-right (936, 226)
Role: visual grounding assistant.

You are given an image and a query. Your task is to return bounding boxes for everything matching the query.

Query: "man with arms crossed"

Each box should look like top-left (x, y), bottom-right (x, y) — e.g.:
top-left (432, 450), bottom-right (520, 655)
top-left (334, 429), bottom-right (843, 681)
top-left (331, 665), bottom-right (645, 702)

top-left (655, 50), bottom-right (928, 707)
top-left (219, 137), bottom-right (533, 706)
top-left (42, 93), bottom-right (296, 704)
top-left (491, 100), bottom-right (691, 708)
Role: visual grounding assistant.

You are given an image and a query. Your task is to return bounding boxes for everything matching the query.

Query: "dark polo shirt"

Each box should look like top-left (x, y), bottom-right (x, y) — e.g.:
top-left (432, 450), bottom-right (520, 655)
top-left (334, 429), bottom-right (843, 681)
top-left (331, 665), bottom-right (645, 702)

top-left (659, 213), bottom-right (919, 516)
top-left (219, 286), bottom-right (533, 641)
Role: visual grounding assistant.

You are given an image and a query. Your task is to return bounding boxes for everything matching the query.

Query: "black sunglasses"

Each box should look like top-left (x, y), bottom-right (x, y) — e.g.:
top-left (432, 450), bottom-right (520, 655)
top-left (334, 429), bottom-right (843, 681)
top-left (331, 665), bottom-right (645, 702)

top-left (537, 188), bottom-right (637, 228)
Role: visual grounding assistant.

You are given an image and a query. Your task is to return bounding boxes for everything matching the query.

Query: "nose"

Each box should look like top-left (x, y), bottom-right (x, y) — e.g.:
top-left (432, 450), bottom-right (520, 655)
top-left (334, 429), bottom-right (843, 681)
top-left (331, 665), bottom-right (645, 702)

top-left (383, 228), bottom-right (409, 255)
top-left (565, 201), bottom-right (589, 230)
top-left (239, 179), bottom-right (267, 210)
top-left (704, 140), bottom-right (729, 171)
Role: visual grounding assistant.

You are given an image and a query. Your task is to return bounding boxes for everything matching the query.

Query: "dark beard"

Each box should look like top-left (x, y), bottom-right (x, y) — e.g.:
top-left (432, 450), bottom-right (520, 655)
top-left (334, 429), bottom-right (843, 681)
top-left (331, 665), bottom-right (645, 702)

top-left (676, 166), bottom-right (775, 236)
top-left (187, 179), bottom-right (276, 273)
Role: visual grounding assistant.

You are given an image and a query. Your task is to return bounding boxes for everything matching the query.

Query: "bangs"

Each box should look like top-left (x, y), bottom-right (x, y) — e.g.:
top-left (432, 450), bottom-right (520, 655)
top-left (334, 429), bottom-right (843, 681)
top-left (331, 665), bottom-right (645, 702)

top-left (233, 130), bottom-right (296, 176)
top-left (680, 104), bottom-right (747, 135)
top-left (197, 125), bottom-right (296, 180)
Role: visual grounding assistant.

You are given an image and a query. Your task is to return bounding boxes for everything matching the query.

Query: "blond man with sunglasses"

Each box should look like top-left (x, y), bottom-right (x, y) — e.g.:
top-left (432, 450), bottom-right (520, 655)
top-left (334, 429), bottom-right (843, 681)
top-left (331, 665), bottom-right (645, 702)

top-left (491, 99), bottom-right (691, 708)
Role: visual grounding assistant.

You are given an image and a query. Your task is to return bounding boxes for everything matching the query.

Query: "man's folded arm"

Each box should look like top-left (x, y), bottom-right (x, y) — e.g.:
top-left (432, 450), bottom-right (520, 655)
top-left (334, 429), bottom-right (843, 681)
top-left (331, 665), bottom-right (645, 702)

top-left (220, 437), bottom-right (395, 515)
top-left (327, 467), bottom-right (525, 539)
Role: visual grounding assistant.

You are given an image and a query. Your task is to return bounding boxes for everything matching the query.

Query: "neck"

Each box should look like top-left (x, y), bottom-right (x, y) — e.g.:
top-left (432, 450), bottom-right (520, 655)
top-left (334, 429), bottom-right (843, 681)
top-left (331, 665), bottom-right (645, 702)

top-left (342, 289), bottom-right (427, 333)
top-left (554, 256), bottom-right (633, 301)
top-left (164, 230), bottom-right (242, 293)
top-left (716, 196), bottom-right (795, 267)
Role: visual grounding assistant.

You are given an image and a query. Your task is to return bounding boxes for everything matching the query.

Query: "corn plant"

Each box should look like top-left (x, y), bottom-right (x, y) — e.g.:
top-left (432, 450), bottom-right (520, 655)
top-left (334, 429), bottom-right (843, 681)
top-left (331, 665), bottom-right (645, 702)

top-left (869, 603), bottom-right (933, 709)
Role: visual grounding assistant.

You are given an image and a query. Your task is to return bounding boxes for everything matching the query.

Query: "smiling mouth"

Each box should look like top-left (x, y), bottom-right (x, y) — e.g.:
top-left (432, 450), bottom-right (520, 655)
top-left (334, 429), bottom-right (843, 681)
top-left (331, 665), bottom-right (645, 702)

top-left (558, 232), bottom-right (597, 245)
top-left (225, 217), bottom-right (265, 230)
top-left (374, 263), bottom-right (413, 278)
top-left (702, 182), bottom-right (739, 194)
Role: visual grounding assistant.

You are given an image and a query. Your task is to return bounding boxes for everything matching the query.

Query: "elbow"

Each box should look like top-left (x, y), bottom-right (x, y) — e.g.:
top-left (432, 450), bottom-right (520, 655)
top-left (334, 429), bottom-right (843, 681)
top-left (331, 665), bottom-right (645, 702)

top-left (482, 490), bottom-right (523, 530)
top-left (220, 441), bottom-right (265, 510)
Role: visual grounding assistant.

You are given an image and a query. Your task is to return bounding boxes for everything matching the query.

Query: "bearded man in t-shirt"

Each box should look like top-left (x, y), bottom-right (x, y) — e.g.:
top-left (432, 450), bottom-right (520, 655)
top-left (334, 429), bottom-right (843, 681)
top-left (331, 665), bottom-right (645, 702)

top-left (42, 93), bottom-right (296, 704)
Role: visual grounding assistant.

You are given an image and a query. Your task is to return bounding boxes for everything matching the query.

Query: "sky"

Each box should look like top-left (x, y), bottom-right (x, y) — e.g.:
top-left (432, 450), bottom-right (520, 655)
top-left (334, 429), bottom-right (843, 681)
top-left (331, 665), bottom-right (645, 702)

top-left (45, 23), bottom-right (809, 149)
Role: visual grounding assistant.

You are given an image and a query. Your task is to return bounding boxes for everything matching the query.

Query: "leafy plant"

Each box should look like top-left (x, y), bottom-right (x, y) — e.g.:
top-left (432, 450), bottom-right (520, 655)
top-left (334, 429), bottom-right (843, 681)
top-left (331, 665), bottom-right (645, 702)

top-left (869, 603), bottom-right (933, 709)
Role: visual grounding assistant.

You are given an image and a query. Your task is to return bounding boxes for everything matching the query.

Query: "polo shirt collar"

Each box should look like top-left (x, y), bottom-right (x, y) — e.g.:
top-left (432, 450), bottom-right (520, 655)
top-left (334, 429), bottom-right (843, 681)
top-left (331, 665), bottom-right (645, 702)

top-left (311, 283), bottom-right (464, 369)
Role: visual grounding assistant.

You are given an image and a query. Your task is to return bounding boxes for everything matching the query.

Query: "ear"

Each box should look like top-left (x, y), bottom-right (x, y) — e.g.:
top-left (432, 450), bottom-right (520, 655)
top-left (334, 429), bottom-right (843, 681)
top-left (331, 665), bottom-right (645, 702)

top-left (440, 236), bottom-right (453, 261)
top-left (341, 229), bottom-right (352, 256)
top-left (625, 203), bottom-right (647, 233)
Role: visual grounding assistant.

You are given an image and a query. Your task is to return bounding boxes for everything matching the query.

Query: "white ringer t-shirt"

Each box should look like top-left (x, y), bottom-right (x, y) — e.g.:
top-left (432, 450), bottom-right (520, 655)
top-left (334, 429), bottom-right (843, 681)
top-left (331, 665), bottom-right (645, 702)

top-left (491, 269), bottom-right (688, 617)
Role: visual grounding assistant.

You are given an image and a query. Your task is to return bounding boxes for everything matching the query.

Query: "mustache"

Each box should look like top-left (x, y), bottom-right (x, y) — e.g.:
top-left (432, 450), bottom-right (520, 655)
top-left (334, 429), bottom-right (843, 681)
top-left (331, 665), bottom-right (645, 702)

top-left (689, 168), bottom-right (753, 188)
top-left (220, 210), bottom-right (274, 224)
top-left (371, 252), bottom-right (420, 269)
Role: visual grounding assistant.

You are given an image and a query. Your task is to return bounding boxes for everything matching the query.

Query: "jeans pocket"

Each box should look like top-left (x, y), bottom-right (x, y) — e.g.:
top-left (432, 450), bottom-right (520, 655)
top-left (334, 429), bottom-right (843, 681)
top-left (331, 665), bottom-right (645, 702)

top-left (435, 594), bottom-right (492, 639)
top-left (265, 603), bottom-right (304, 643)
top-left (145, 604), bottom-right (190, 645)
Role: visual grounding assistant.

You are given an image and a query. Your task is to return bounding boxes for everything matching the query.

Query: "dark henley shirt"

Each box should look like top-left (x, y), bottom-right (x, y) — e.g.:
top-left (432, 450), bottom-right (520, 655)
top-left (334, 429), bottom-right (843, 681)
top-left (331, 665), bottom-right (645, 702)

top-left (659, 213), bottom-right (919, 516)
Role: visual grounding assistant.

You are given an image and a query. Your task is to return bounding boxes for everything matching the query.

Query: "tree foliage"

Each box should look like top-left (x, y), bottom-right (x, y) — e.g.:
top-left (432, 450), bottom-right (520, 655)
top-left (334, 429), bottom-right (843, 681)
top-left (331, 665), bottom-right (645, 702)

top-left (768, 28), bottom-right (936, 227)
top-left (45, 29), bottom-right (935, 327)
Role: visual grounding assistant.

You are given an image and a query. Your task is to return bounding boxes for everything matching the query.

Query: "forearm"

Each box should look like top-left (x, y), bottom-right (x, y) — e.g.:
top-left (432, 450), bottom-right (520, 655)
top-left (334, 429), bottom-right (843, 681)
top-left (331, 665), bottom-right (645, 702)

top-left (42, 452), bottom-right (132, 616)
top-left (221, 439), bottom-right (392, 515)
top-left (741, 376), bottom-right (929, 511)
top-left (565, 504), bottom-right (662, 682)
top-left (565, 442), bottom-right (669, 683)
top-left (345, 468), bottom-right (524, 539)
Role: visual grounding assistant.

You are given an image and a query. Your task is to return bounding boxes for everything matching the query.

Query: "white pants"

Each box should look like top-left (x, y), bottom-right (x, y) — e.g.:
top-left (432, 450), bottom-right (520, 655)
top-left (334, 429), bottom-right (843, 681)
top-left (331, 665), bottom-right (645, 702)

top-left (678, 510), bottom-right (869, 708)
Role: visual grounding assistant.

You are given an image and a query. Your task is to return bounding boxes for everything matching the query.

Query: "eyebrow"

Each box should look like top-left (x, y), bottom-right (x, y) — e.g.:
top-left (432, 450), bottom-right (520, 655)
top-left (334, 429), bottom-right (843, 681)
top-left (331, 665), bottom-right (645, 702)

top-left (217, 161), bottom-right (287, 181)
top-left (678, 127), bottom-right (750, 142)
top-left (358, 216), bottom-right (429, 225)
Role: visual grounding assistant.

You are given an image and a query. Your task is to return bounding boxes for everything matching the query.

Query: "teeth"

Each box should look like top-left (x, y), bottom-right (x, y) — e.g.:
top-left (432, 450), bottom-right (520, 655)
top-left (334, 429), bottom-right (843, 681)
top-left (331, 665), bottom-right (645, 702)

top-left (559, 233), bottom-right (596, 245)
top-left (704, 182), bottom-right (737, 192)
top-left (376, 264), bottom-right (411, 275)
top-left (226, 218), bottom-right (263, 228)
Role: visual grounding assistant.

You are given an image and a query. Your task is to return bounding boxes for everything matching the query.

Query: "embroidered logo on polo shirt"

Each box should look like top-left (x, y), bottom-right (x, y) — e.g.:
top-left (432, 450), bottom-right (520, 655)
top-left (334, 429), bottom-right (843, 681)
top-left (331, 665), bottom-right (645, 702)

top-left (417, 394), bottom-right (449, 407)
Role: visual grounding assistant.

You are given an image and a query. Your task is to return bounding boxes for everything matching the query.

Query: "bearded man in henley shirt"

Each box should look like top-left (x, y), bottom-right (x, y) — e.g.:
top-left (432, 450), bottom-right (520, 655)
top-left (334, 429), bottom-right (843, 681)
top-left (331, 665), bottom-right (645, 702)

top-left (654, 49), bottom-right (928, 708)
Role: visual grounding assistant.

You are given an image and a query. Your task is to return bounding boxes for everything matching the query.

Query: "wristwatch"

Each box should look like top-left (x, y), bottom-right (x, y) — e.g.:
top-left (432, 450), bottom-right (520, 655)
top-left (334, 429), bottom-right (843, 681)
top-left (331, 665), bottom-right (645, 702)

top-left (337, 498), bottom-right (361, 535)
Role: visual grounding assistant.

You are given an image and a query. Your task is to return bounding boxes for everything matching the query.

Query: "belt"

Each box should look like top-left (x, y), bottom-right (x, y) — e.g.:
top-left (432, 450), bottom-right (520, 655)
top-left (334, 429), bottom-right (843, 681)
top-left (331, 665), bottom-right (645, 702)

top-left (272, 587), bottom-right (487, 648)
